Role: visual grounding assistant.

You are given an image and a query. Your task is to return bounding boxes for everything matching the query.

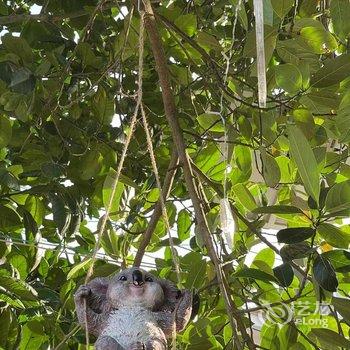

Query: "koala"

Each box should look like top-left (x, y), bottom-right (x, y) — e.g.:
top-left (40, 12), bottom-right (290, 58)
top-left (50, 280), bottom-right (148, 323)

top-left (74, 267), bottom-right (195, 350)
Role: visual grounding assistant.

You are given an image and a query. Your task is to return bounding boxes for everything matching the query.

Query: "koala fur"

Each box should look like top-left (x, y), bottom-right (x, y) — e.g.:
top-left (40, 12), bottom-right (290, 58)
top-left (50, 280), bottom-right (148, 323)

top-left (74, 267), bottom-right (194, 350)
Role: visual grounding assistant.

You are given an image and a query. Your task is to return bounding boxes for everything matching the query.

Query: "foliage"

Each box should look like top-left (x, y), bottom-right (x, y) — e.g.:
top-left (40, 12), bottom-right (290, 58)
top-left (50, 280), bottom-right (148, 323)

top-left (0, 0), bottom-right (350, 349)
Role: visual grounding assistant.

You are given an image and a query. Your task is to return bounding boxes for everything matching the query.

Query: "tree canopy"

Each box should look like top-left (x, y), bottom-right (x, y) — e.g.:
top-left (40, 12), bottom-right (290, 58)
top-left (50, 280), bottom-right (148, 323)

top-left (1, 0), bottom-right (350, 349)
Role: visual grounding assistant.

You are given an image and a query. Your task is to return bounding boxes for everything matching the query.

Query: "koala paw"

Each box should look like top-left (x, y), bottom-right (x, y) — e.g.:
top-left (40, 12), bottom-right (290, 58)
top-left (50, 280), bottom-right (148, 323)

top-left (74, 285), bottom-right (91, 299)
top-left (128, 341), bottom-right (145, 350)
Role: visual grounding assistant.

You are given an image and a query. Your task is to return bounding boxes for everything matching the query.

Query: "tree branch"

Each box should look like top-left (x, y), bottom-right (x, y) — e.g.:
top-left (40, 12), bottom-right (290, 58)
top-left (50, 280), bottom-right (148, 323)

top-left (157, 13), bottom-right (288, 111)
top-left (191, 161), bottom-right (313, 284)
top-left (133, 149), bottom-right (179, 267)
top-left (0, 2), bottom-right (115, 25)
top-left (142, 3), bottom-right (256, 349)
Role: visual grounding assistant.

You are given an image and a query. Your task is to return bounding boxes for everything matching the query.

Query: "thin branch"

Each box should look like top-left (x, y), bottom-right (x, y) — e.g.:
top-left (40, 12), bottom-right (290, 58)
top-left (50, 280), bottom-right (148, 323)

top-left (142, 3), bottom-right (256, 349)
top-left (0, 2), bottom-right (116, 25)
top-left (54, 325), bottom-right (80, 350)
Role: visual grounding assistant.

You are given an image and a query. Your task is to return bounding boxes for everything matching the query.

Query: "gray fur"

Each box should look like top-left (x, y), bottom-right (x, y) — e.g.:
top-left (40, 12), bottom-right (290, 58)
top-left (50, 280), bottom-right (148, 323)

top-left (74, 267), bottom-right (193, 350)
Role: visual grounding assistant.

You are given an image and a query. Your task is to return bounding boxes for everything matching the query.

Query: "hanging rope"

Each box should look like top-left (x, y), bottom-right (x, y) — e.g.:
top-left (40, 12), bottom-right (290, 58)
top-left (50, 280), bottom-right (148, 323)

top-left (140, 104), bottom-right (182, 285)
top-left (81, 11), bottom-right (146, 348)
top-left (140, 104), bottom-right (180, 350)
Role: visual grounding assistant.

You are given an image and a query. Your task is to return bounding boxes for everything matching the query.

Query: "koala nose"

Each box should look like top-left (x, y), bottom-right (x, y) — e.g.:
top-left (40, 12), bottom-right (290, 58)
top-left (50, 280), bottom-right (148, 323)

top-left (132, 269), bottom-right (144, 286)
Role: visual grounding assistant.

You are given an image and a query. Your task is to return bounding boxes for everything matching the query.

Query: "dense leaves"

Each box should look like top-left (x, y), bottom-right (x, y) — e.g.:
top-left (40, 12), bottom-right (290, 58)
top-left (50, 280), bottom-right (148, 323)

top-left (0, 0), bottom-right (350, 349)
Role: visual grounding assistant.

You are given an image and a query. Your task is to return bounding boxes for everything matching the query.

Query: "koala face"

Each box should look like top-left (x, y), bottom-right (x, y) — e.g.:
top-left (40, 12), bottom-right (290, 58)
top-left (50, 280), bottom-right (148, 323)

top-left (106, 267), bottom-right (165, 309)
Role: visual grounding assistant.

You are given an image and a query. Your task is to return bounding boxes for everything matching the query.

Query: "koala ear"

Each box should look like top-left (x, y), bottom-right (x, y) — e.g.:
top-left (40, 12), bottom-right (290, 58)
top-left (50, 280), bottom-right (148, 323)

top-left (157, 278), bottom-right (181, 312)
top-left (86, 277), bottom-right (110, 313)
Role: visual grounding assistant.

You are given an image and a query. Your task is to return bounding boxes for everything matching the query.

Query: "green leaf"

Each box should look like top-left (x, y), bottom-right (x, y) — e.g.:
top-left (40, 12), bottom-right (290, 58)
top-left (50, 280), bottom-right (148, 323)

top-left (174, 14), bottom-right (197, 36)
top-left (0, 308), bottom-right (12, 345)
top-left (197, 32), bottom-right (221, 52)
top-left (0, 92), bottom-right (21, 112)
top-left (322, 250), bottom-right (350, 273)
top-left (0, 270), bottom-right (37, 301)
top-left (271, 0), bottom-right (294, 18)
top-left (252, 205), bottom-right (304, 214)
top-left (325, 180), bottom-right (350, 213)
top-left (78, 149), bottom-right (103, 180)
top-left (10, 68), bottom-right (35, 94)
top-left (0, 205), bottom-right (22, 231)
top-left (177, 209), bottom-right (191, 241)
top-left (25, 195), bottom-right (45, 227)
top-left (8, 254), bottom-right (28, 279)
top-left (310, 328), bottom-right (350, 349)
top-left (277, 227), bottom-right (315, 244)
top-left (312, 255), bottom-right (338, 292)
top-left (260, 148), bottom-right (281, 187)
top-left (280, 242), bottom-right (312, 261)
top-left (252, 248), bottom-right (275, 272)
top-left (118, 174), bottom-right (139, 189)
top-left (0, 308), bottom-right (19, 350)
top-left (336, 91), bottom-right (350, 142)
top-left (273, 263), bottom-right (294, 287)
top-left (50, 194), bottom-right (70, 235)
top-left (0, 115), bottom-right (12, 149)
top-left (332, 297), bottom-right (350, 324)
top-left (196, 113), bottom-right (224, 132)
top-left (287, 124), bottom-right (320, 204)
top-left (19, 323), bottom-right (48, 350)
top-left (300, 26), bottom-right (338, 54)
top-left (276, 37), bottom-right (317, 66)
top-left (101, 223), bottom-right (120, 258)
top-left (230, 0), bottom-right (248, 29)
top-left (275, 63), bottom-right (303, 94)
top-left (292, 109), bottom-right (315, 139)
top-left (330, 0), bottom-right (350, 40)
top-left (230, 145), bottom-right (252, 184)
top-left (243, 25), bottom-right (278, 65)
top-left (41, 162), bottom-right (64, 179)
top-left (103, 169), bottom-right (125, 213)
top-left (234, 268), bottom-right (278, 283)
top-left (300, 90), bottom-right (340, 114)
top-left (2, 34), bottom-right (33, 64)
top-left (92, 87), bottom-right (115, 125)
top-left (317, 223), bottom-right (350, 248)
top-left (67, 258), bottom-right (92, 279)
top-left (0, 2), bottom-right (8, 15)
top-left (144, 188), bottom-right (160, 211)
top-left (260, 324), bottom-right (280, 350)
top-left (311, 54), bottom-right (350, 87)
top-left (195, 144), bottom-right (221, 175)
top-left (181, 252), bottom-right (206, 289)
top-left (263, 0), bottom-right (274, 26)
top-left (76, 42), bottom-right (101, 68)
top-left (279, 324), bottom-right (298, 349)
top-left (0, 292), bottom-right (25, 308)
top-left (232, 183), bottom-right (257, 211)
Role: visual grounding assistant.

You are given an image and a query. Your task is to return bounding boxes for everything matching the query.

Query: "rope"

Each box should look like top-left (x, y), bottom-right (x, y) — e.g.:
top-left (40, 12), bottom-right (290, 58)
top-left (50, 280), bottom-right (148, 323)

top-left (140, 104), bottom-right (182, 285)
top-left (140, 103), bottom-right (180, 350)
top-left (81, 11), bottom-right (146, 347)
